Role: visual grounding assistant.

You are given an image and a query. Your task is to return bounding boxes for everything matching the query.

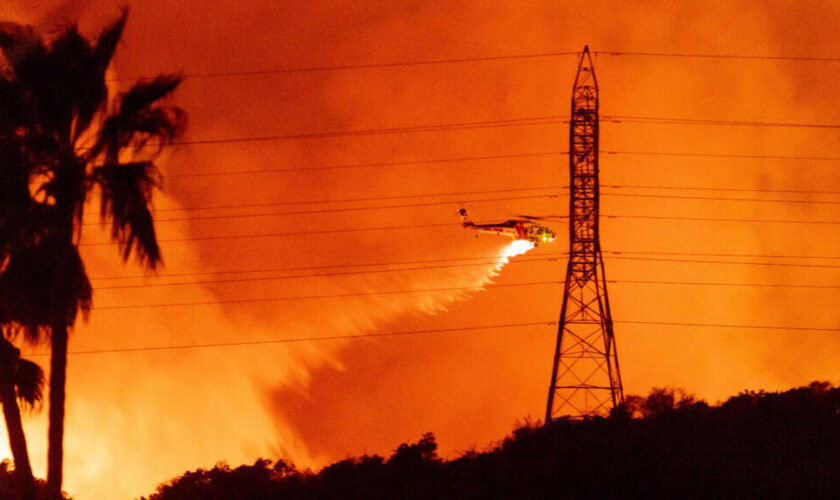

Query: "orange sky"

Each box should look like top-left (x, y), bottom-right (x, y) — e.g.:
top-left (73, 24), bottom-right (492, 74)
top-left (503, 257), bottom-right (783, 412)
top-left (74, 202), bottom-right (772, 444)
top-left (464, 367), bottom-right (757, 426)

top-left (3, 1), bottom-right (840, 499)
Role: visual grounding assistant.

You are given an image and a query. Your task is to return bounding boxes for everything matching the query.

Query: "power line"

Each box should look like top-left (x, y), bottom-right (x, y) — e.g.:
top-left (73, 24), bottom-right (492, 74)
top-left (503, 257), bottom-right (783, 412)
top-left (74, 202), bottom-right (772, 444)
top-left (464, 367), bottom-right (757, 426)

top-left (131, 176), bottom-right (840, 222)
top-left (534, 213), bottom-right (840, 227)
top-left (143, 190), bottom-right (840, 222)
top-left (606, 255), bottom-right (840, 269)
top-left (609, 279), bottom-right (840, 290)
top-left (28, 321), bottom-right (557, 357)
top-left (161, 148), bottom-right (840, 181)
top-left (24, 316), bottom-right (840, 357)
top-left (604, 213), bottom-right (840, 226)
top-left (135, 194), bottom-right (559, 225)
top-left (604, 115), bottom-right (840, 130)
top-left (91, 262), bottom-right (840, 292)
top-left (596, 50), bottom-right (840, 62)
top-left (603, 182), bottom-right (840, 196)
top-left (80, 222), bottom-right (458, 246)
top-left (163, 147), bottom-right (840, 180)
top-left (602, 191), bottom-right (840, 207)
top-left (111, 49), bottom-right (838, 86)
top-left (604, 150), bottom-right (840, 163)
top-left (89, 252), bottom-right (566, 281)
top-left (617, 319), bottom-right (840, 332)
top-left (78, 210), bottom-right (840, 247)
top-left (139, 112), bottom-right (840, 153)
top-left (81, 115), bottom-right (840, 157)
top-left (139, 165), bottom-right (840, 220)
top-left (144, 182), bottom-right (840, 217)
top-left (93, 280), bottom-right (560, 310)
top-left (607, 250), bottom-right (840, 260)
top-left (87, 248), bottom-right (840, 283)
top-left (94, 257), bottom-right (557, 290)
top-left (165, 151), bottom-right (569, 179)
top-left (116, 51), bottom-right (579, 82)
top-left (151, 185), bottom-right (567, 213)
top-left (165, 116), bottom-right (568, 148)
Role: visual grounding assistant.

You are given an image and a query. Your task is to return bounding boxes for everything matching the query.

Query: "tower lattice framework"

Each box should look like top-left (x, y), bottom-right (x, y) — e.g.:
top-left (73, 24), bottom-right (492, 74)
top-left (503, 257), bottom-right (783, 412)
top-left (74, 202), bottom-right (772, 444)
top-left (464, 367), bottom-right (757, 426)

top-left (546, 46), bottom-right (623, 421)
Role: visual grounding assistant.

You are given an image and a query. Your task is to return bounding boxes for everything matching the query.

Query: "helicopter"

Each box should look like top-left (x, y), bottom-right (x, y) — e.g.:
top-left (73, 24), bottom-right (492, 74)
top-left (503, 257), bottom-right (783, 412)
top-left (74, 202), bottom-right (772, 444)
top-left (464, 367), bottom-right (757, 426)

top-left (458, 208), bottom-right (556, 246)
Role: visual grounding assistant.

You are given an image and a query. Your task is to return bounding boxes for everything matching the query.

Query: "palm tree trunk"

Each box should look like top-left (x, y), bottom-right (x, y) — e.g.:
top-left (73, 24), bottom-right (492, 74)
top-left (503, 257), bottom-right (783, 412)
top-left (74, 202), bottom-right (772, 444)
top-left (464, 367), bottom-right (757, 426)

top-left (46, 322), bottom-right (67, 500)
top-left (0, 369), bottom-right (36, 500)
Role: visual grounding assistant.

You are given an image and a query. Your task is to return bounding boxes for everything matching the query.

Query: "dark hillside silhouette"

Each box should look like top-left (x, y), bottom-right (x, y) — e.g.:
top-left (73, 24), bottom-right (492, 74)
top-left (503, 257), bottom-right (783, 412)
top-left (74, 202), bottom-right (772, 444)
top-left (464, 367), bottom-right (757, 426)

top-left (142, 382), bottom-right (840, 500)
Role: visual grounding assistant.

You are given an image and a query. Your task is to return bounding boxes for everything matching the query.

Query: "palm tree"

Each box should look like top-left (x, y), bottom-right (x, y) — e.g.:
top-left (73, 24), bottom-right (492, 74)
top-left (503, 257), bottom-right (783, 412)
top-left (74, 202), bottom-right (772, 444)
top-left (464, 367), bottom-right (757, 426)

top-left (0, 10), bottom-right (184, 498)
top-left (0, 335), bottom-right (44, 500)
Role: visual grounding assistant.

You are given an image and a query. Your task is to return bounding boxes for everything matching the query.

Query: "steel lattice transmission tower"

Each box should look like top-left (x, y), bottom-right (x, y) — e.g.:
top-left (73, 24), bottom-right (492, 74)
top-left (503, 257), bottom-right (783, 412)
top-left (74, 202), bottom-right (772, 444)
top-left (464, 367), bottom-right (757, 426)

top-left (545, 46), bottom-right (623, 421)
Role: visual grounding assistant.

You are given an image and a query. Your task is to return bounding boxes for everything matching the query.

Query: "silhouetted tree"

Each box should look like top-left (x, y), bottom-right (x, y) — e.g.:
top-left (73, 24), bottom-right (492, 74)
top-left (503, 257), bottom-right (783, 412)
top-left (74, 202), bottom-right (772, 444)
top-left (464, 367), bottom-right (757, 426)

top-left (610, 393), bottom-right (645, 419)
top-left (641, 386), bottom-right (697, 418)
top-left (0, 335), bottom-right (43, 500)
top-left (0, 10), bottom-right (184, 498)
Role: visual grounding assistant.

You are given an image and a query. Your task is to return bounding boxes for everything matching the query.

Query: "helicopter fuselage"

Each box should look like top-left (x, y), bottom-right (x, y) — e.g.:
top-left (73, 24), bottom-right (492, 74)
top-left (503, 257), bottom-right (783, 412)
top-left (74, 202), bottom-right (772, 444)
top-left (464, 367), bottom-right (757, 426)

top-left (459, 209), bottom-right (555, 246)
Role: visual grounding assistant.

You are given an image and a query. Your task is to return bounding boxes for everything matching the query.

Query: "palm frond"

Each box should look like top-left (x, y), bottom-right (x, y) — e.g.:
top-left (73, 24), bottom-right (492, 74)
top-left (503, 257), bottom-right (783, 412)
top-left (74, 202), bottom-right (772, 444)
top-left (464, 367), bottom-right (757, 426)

top-left (47, 25), bottom-right (105, 141)
top-left (93, 8), bottom-right (128, 72)
top-left (0, 239), bottom-right (92, 332)
top-left (120, 75), bottom-right (182, 116)
top-left (0, 136), bottom-right (58, 262)
top-left (0, 336), bottom-right (41, 409)
top-left (127, 107), bottom-right (185, 155)
top-left (93, 161), bottom-right (162, 268)
top-left (87, 79), bottom-right (184, 163)
top-left (13, 358), bottom-right (43, 410)
top-left (0, 16), bottom-right (121, 142)
top-left (0, 22), bottom-right (47, 81)
top-left (0, 78), bottom-right (26, 130)
top-left (63, 8), bottom-right (131, 142)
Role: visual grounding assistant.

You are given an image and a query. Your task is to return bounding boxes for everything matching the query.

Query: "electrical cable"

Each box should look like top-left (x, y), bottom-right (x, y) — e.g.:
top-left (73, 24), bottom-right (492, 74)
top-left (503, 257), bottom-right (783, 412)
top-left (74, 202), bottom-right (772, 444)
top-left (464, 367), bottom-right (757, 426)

top-left (604, 150), bottom-right (840, 163)
top-left (601, 191), bottom-right (840, 206)
top-left (86, 248), bottom-right (840, 282)
top-left (77, 210), bottom-right (840, 247)
top-left (23, 317), bottom-right (840, 357)
top-left (596, 50), bottom-right (840, 62)
top-left (606, 255), bottom-right (840, 269)
top-left (159, 148), bottom-right (840, 181)
top-left (151, 184), bottom-right (568, 213)
top-left (93, 280), bottom-right (560, 310)
top-left (616, 319), bottom-right (840, 332)
top-left (115, 51), bottom-right (580, 82)
top-left (94, 257), bottom-right (558, 290)
top-left (106, 193), bottom-right (559, 225)
top-left (164, 116), bottom-right (568, 148)
top-left (603, 214), bottom-right (840, 226)
top-left (89, 252), bottom-right (567, 281)
top-left (28, 321), bottom-right (558, 357)
top-left (603, 182), bottom-right (840, 196)
top-left (165, 151), bottom-right (569, 178)
top-left (609, 279), bottom-right (840, 289)
top-left (80, 222), bottom-right (459, 246)
top-left (603, 115), bottom-right (840, 130)
top-left (606, 249), bottom-right (840, 260)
